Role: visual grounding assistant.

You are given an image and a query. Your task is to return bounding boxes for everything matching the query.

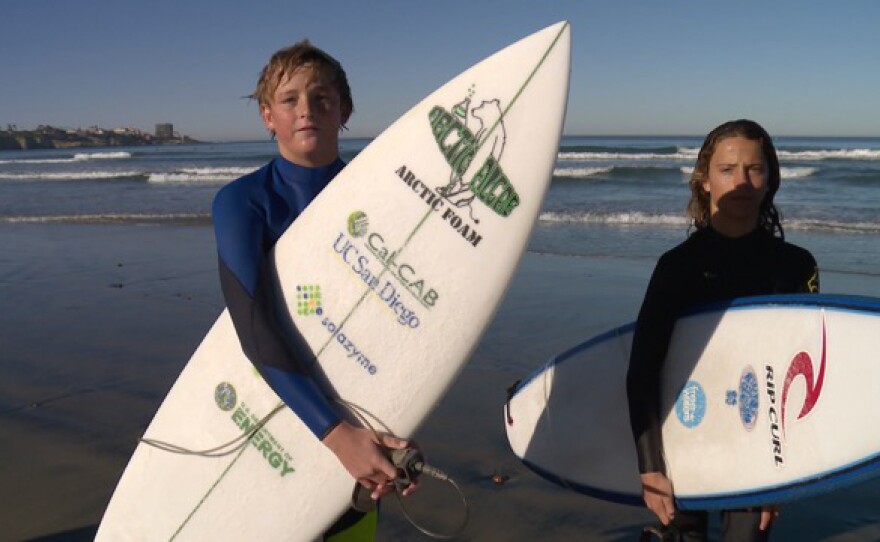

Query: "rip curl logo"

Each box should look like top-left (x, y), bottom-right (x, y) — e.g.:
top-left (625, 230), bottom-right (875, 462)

top-left (782, 316), bottom-right (827, 435)
top-left (428, 86), bottom-right (519, 222)
top-left (766, 315), bottom-right (827, 467)
top-left (296, 285), bottom-right (323, 316)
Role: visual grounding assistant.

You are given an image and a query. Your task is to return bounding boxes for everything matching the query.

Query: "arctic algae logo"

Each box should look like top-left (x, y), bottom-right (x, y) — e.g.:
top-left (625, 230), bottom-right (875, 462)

top-left (428, 88), bottom-right (519, 219)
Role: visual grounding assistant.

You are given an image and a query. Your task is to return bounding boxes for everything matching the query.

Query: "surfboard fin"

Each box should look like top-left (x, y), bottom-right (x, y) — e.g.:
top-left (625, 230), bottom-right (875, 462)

top-left (505, 379), bottom-right (522, 425)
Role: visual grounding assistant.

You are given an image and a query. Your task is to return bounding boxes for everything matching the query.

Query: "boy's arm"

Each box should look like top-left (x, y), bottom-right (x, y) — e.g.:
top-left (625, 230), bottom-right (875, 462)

top-left (212, 182), bottom-right (341, 439)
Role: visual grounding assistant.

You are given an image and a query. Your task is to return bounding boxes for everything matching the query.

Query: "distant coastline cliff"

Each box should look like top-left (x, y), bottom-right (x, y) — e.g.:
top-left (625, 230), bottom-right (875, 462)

top-left (0, 123), bottom-right (200, 150)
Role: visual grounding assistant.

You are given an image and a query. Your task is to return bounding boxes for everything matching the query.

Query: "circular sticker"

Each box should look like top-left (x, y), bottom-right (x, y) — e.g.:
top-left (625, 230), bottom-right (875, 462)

top-left (739, 366), bottom-right (759, 431)
top-left (214, 382), bottom-right (237, 411)
top-left (675, 380), bottom-right (707, 428)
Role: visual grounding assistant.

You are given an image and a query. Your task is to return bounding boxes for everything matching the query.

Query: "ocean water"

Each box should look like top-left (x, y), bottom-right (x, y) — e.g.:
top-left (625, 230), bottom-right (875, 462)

top-left (2, 135), bottom-right (880, 280)
top-left (4, 136), bottom-right (880, 539)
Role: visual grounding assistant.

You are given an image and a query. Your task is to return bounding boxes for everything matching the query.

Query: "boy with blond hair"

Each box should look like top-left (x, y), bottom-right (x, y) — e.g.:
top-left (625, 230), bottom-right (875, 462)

top-left (213, 40), bottom-right (413, 540)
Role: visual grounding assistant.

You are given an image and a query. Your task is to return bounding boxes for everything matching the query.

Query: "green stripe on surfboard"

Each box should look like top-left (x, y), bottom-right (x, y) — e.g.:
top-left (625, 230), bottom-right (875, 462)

top-left (173, 22), bottom-right (569, 537)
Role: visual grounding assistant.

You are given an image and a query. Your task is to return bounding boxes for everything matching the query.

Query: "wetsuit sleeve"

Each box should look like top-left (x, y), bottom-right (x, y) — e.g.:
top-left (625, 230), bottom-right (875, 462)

top-left (212, 183), bottom-right (341, 440)
top-left (626, 253), bottom-right (680, 475)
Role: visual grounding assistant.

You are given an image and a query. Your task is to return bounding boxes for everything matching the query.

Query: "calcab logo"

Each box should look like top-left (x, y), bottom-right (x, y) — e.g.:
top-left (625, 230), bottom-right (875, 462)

top-left (332, 211), bottom-right (439, 328)
top-left (347, 211), bottom-right (369, 238)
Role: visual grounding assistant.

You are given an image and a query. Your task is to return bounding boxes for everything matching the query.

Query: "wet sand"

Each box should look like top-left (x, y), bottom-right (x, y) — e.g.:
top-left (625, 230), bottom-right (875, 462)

top-left (2, 223), bottom-right (880, 541)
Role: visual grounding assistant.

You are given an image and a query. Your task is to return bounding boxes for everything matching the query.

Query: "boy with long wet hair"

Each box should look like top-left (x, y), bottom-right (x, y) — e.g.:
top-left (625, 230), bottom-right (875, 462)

top-left (627, 119), bottom-right (819, 541)
top-left (687, 120), bottom-right (783, 238)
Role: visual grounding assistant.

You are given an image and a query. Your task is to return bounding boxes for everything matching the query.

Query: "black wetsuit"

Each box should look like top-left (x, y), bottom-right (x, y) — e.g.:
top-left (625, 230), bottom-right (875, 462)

top-left (213, 156), bottom-right (345, 439)
top-left (627, 226), bottom-right (819, 541)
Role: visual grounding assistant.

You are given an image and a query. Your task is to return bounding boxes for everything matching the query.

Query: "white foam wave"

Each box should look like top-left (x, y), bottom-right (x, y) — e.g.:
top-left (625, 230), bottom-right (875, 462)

top-left (558, 147), bottom-right (880, 163)
top-left (0, 171), bottom-right (145, 181)
top-left (678, 166), bottom-right (817, 179)
top-left (781, 167), bottom-right (817, 179)
top-left (786, 219), bottom-right (880, 234)
top-left (148, 166), bottom-right (256, 184)
top-left (777, 149), bottom-right (880, 161)
top-left (537, 210), bottom-right (880, 235)
top-left (0, 150), bottom-right (132, 165)
top-left (0, 157), bottom-right (76, 165)
top-left (1, 212), bottom-right (211, 224)
top-left (540, 211), bottom-right (688, 227)
top-left (553, 166), bottom-right (613, 178)
top-left (73, 151), bottom-right (132, 161)
top-left (558, 149), bottom-right (698, 161)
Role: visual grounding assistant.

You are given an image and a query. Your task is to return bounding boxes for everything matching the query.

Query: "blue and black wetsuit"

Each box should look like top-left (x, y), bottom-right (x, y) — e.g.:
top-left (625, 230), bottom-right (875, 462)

top-left (212, 156), bottom-right (345, 440)
top-left (626, 226), bottom-right (819, 541)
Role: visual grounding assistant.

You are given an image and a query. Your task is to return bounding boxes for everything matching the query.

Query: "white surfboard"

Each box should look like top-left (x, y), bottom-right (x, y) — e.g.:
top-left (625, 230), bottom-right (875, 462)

top-left (97, 22), bottom-right (570, 541)
top-left (506, 294), bottom-right (880, 510)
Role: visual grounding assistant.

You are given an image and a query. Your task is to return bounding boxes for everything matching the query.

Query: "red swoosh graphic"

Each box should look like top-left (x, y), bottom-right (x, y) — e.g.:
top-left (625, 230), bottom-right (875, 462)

top-left (781, 315), bottom-right (827, 435)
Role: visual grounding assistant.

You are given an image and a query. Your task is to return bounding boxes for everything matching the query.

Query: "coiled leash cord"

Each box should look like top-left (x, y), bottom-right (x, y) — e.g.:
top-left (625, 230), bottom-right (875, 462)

top-left (340, 399), bottom-right (469, 540)
top-left (140, 398), bottom-right (469, 539)
top-left (379, 446), bottom-right (469, 540)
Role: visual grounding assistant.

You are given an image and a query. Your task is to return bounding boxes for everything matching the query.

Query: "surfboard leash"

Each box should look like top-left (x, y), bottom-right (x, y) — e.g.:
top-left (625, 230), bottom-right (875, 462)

top-left (338, 398), bottom-right (470, 539)
top-left (140, 397), bottom-right (469, 538)
top-left (138, 403), bottom-right (286, 457)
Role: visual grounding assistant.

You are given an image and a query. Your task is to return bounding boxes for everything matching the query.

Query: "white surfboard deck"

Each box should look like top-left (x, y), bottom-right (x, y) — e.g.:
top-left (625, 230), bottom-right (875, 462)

top-left (97, 22), bottom-right (570, 541)
top-left (506, 294), bottom-right (880, 510)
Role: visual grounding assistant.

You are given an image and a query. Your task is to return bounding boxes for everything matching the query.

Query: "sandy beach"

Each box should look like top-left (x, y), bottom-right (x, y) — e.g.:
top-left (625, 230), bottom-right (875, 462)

top-left (2, 222), bottom-right (880, 541)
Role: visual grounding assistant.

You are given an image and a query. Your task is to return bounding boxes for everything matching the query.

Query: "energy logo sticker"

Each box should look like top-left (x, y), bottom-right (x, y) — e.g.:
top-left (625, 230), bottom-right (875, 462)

top-left (428, 86), bottom-right (519, 223)
top-left (675, 380), bottom-right (707, 429)
top-left (230, 402), bottom-right (295, 477)
top-left (214, 382), bottom-right (237, 412)
top-left (296, 285), bottom-right (323, 316)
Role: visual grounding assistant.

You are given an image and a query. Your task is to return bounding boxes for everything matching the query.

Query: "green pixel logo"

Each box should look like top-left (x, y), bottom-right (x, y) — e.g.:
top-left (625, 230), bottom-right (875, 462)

top-left (296, 284), bottom-right (323, 316)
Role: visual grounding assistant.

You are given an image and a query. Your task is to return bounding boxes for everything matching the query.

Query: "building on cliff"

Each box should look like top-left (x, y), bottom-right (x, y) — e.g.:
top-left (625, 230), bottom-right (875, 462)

top-left (0, 124), bottom-right (199, 150)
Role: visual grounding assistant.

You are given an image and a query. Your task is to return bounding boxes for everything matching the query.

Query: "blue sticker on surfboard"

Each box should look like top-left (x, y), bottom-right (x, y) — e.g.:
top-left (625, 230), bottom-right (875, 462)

top-left (675, 380), bottom-right (706, 428)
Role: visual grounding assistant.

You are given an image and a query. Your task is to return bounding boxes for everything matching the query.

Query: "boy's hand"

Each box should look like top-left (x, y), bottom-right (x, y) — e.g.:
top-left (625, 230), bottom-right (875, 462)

top-left (640, 471), bottom-right (675, 525)
top-left (322, 421), bottom-right (415, 499)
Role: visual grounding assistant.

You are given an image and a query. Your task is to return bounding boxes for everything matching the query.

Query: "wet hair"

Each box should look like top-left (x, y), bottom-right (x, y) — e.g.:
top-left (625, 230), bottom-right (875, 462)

top-left (251, 39), bottom-right (353, 129)
top-left (686, 119), bottom-right (784, 238)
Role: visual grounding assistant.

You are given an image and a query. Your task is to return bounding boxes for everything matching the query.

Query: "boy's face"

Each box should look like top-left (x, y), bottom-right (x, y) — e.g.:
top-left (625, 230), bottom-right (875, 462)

top-left (702, 136), bottom-right (769, 235)
top-left (260, 65), bottom-right (351, 166)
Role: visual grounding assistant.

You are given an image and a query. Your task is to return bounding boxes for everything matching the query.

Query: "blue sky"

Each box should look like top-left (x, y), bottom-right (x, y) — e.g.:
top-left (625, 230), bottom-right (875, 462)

top-left (2, 1), bottom-right (878, 141)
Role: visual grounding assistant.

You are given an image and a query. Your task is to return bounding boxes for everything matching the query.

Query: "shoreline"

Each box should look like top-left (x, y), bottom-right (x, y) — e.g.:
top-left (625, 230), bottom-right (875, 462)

top-left (2, 222), bottom-right (880, 540)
